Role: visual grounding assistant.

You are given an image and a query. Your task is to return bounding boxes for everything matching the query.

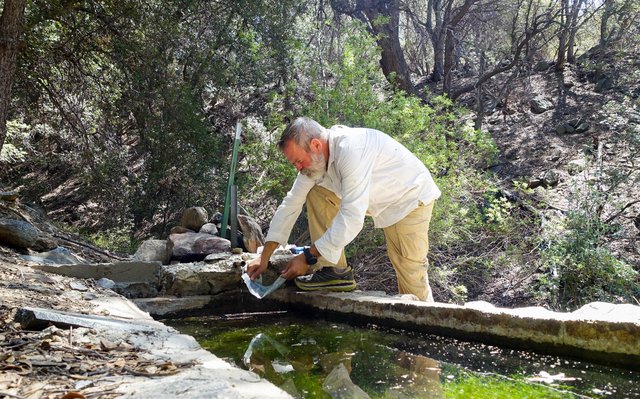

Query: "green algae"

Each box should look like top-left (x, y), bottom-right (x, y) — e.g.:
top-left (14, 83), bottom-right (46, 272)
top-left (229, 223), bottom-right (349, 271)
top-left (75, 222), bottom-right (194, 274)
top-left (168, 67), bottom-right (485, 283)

top-left (164, 312), bottom-right (639, 399)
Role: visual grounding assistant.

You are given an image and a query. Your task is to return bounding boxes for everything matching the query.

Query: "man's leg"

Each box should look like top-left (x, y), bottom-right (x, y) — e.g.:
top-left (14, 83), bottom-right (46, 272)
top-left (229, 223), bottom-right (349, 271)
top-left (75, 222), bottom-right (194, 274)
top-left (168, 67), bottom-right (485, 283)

top-left (306, 185), bottom-right (348, 269)
top-left (383, 201), bottom-right (435, 302)
top-left (296, 185), bottom-right (355, 291)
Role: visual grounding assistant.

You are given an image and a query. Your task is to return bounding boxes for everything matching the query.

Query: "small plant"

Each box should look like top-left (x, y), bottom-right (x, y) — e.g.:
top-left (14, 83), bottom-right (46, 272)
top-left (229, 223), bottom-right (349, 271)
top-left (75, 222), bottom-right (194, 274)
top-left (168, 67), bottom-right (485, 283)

top-left (87, 224), bottom-right (136, 255)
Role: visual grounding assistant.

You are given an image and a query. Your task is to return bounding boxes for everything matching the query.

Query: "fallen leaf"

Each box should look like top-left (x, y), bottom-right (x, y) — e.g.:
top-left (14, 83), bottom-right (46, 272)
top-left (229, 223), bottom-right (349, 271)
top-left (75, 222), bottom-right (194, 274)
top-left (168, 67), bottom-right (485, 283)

top-left (60, 392), bottom-right (85, 399)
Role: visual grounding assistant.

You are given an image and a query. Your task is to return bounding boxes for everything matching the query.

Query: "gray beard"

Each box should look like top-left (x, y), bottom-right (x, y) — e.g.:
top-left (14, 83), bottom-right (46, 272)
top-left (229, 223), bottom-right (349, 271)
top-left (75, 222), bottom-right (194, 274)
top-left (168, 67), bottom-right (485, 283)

top-left (301, 152), bottom-right (326, 182)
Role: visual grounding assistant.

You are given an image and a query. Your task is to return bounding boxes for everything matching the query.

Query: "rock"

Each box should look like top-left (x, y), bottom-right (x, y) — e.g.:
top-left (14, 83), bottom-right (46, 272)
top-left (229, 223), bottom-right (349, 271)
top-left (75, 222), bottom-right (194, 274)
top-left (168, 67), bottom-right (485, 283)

top-left (555, 117), bottom-right (589, 135)
top-left (595, 75), bottom-right (613, 92)
top-left (0, 191), bottom-right (18, 201)
top-left (529, 170), bottom-right (560, 189)
top-left (180, 207), bottom-right (208, 231)
top-left (167, 232), bottom-right (231, 260)
top-left (169, 225), bottom-right (192, 235)
top-left (198, 222), bottom-right (218, 235)
top-left (237, 214), bottom-right (265, 253)
top-left (323, 363), bottom-right (371, 399)
top-left (541, 170), bottom-right (560, 187)
top-left (572, 302), bottom-right (640, 323)
top-left (70, 281), bottom-right (89, 291)
top-left (530, 97), bottom-right (554, 114)
top-left (0, 218), bottom-right (57, 251)
top-left (567, 158), bottom-right (587, 175)
top-left (19, 246), bottom-right (86, 265)
top-left (534, 60), bottom-right (550, 72)
top-left (161, 259), bottom-right (241, 296)
top-left (575, 122), bottom-right (590, 133)
top-left (97, 278), bottom-right (116, 289)
top-left (133, 239), bottom-right (170, 264)
top-left (32, 261), bottom-right (161, 283)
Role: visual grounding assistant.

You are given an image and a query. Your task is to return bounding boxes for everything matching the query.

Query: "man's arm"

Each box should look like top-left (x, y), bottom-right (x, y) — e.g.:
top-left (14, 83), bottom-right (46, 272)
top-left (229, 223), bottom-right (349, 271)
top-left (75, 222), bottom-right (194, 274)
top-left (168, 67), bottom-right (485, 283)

top-left (246, 241), bottom-right (280, 280)
top-left (247, 242), bottom-right (318, 280)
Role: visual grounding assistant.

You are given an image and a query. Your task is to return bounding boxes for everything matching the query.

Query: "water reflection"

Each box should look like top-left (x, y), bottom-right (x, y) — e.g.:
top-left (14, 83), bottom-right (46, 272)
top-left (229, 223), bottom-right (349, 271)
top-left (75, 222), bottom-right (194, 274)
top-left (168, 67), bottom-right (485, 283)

top-left (164, 313), bottom-right (640, 399)
top-left (240, 331), bottom-right (444, 398)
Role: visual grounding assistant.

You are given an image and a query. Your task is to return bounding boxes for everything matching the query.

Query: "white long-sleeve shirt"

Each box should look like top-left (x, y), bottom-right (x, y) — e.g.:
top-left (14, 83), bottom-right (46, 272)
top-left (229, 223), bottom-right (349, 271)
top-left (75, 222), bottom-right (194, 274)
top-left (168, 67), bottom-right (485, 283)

top-left (265, 125), bottom-right (441, 264)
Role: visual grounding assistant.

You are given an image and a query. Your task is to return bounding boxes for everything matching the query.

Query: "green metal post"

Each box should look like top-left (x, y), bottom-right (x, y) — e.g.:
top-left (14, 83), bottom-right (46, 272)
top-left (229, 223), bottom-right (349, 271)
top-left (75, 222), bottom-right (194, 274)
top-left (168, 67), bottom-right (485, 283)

top-left (220, 121), bottom-right (242, 240)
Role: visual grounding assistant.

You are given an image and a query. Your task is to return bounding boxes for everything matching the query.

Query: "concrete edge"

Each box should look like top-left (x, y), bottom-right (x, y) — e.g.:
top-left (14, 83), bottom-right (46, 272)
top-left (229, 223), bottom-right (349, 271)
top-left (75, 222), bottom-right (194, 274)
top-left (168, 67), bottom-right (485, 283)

top-left (265, 289), bottom-right (640, 370)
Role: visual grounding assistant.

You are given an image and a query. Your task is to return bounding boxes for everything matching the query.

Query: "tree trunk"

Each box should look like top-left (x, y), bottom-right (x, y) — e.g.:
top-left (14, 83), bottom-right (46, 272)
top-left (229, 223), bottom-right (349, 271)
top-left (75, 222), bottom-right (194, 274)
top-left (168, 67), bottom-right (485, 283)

top-left (331, 0), bottom-right (414, 93)
top-left (430, 0), bottom-right (477, 91)
top-left (0, 0), bottom-right (27, 155)
top-left (566, 0), bottom-right (583, 63)
top-left (442, 28), bottom-right (456, 94)
top-left (555, 0), bottom-right (568, 70)
top-left (427, 0), bottom-right (446, 82)
top-left (361, 0), bottom-right (414, 93)
top-left (474, 52), bottom-right (486, 131)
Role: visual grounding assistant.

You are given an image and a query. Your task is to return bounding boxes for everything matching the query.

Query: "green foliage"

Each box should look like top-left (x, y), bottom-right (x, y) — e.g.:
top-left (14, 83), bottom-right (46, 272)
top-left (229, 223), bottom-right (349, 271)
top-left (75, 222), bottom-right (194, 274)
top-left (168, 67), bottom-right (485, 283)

top-left (86, 223), bottom-right (136, 254)
top-left (534, 95), bottom-right (640, 311)
top-left (538, 189), bottom-right (639, 311)
top-left (0, 120), bottom-right (29, 163)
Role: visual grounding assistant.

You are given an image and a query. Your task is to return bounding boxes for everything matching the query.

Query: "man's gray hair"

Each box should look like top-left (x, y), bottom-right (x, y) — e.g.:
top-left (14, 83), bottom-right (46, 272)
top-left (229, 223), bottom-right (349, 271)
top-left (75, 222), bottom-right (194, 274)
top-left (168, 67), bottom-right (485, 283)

top-left (278, 117), bottom-right (327, 150)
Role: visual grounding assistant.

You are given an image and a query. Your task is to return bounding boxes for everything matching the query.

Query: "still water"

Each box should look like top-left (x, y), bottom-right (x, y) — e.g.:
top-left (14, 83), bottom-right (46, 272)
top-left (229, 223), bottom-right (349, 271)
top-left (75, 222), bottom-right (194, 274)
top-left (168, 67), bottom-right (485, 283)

top-left (164, 311), bottom-right (639, 399)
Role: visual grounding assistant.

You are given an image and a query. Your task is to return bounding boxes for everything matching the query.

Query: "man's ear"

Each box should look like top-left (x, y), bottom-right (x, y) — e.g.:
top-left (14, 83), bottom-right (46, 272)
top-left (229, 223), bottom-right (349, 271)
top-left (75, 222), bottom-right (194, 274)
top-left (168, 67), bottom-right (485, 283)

top-left (309, 138), bottom-right (323, 153)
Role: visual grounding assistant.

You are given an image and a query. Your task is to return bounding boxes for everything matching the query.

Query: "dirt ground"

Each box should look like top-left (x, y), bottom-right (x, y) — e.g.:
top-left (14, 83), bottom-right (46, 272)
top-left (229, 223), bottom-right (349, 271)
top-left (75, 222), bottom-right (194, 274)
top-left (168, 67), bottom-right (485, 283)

top-left (0, 252), bottom-right (192, 399)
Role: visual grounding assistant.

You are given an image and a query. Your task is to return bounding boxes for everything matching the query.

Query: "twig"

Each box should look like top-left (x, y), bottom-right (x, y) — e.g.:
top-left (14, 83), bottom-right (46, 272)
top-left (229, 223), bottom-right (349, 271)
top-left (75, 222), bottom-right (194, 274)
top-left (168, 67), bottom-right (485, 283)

top-left (603, 199), bottom-right (640, 224)
top-left (122, 366), bottom-right (182, 377)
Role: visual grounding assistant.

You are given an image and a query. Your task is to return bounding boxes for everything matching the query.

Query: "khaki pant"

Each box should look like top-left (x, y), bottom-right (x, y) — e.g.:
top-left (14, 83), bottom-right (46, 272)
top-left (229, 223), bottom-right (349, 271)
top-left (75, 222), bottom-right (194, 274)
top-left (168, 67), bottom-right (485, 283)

top-left (306, 185), bottom-right (435, 301)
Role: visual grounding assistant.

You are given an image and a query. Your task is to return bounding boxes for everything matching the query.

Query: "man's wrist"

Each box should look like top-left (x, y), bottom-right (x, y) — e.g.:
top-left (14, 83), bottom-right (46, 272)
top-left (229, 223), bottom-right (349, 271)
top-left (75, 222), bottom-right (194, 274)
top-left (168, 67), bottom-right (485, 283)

top-left (303, 247), bottom-right (318, 265)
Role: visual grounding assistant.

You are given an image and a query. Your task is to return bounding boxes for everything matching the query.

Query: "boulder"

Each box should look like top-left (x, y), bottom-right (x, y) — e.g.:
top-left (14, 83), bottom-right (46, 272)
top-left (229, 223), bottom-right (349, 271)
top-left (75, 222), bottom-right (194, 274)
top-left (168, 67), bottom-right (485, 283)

top-left (169, 225), bottom-right (192, 235)
top-left (167, 232), bottom-right (230, 261)
top-left (133, 239), bottom-right (170, 264)
top-left (530, 97), bottom-right (554, 114)
top-left (556, 118), bottom-right (590, 135)
top-left (160, 258), bottom-right (242, 296)
top-left (0, 218), bottom-right (57, 251)
top-left (528, 169), bottom-right (561, 189)
top-left (237, 215), bottom-right (265, 253)
top-left (198, 222), bottom-right (218, 235)
top-left (180, 207), bottom-right (208, 231)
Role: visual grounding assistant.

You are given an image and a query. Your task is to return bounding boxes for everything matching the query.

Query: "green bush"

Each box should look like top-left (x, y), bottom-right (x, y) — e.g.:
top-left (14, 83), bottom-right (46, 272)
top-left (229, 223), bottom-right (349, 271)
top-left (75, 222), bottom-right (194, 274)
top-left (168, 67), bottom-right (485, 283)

top-left (538, 190), bottom-right (639, 310)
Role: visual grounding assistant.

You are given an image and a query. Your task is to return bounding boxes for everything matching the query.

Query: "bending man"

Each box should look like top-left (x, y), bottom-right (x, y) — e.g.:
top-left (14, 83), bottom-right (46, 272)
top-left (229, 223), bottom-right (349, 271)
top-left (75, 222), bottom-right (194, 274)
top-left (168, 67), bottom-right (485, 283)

top-left (246, 117), bottom-right (441, 301)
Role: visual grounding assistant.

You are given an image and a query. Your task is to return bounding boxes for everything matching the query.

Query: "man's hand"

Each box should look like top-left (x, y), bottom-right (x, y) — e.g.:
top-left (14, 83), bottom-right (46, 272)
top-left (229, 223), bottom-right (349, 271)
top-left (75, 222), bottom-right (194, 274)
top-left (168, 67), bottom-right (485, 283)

top-left (281, 254), bottom-right (309, 280)
top-left (246, 241), bottom-right (280, 280)
top-left (246, 255), bottom-right (268, 280)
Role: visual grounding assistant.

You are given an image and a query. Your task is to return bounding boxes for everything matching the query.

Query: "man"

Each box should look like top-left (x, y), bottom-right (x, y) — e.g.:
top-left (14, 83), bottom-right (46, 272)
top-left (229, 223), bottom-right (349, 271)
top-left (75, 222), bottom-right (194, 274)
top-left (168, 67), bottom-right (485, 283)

top-left (246, 117), bottom-right (441, 301)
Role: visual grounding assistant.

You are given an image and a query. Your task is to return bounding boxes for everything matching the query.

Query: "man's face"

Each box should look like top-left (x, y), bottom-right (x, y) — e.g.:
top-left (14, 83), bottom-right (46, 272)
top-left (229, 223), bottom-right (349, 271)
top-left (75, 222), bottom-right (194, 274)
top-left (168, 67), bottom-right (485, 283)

top-left (282, 140), bottom-right (327, 182)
